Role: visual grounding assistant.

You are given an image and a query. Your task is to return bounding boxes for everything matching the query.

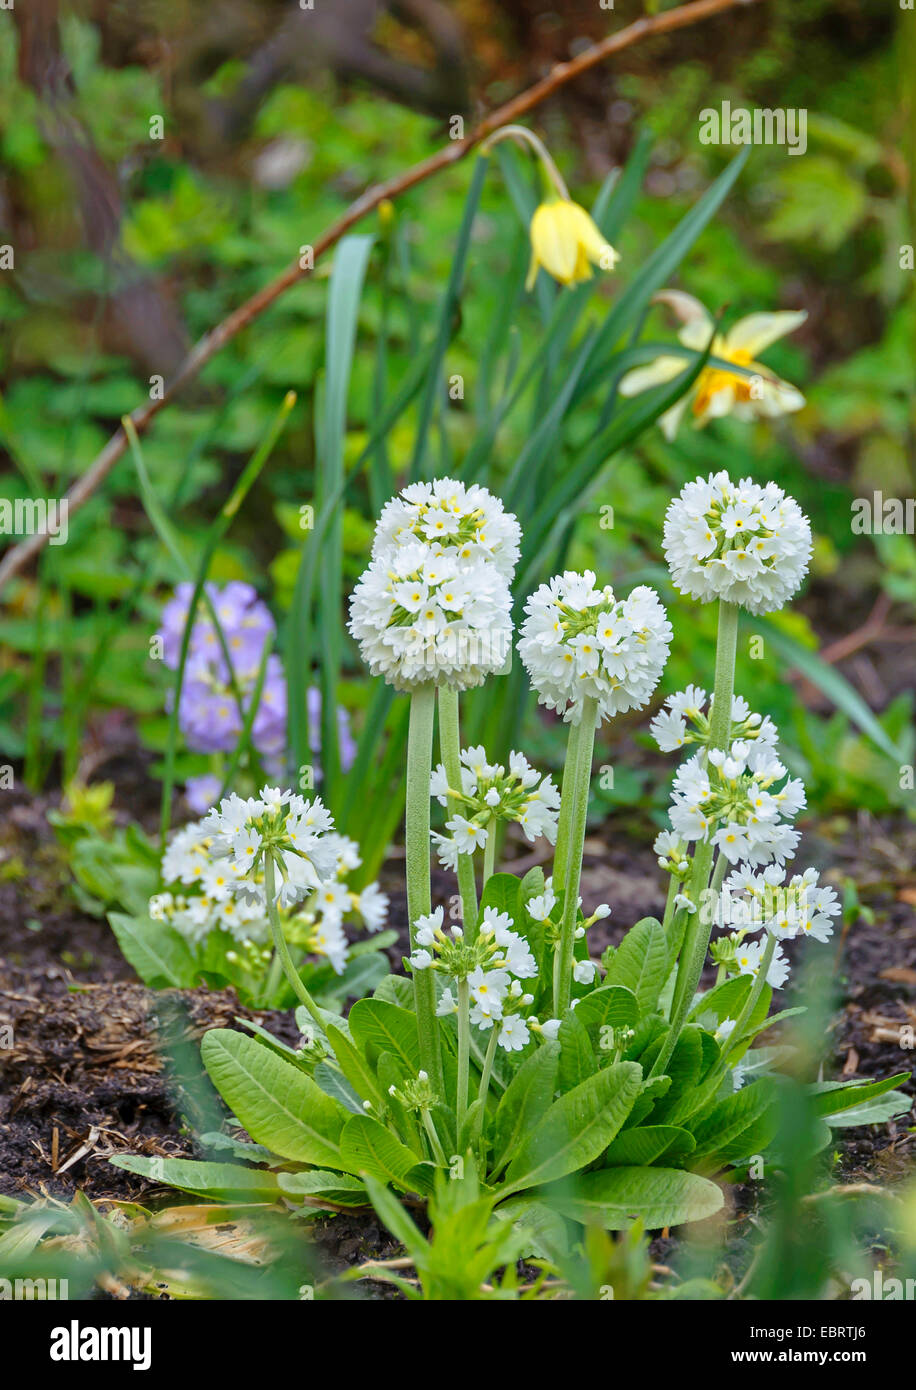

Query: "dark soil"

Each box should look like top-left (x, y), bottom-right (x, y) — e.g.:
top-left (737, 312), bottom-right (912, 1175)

top-left (1, 773), bottom-right (914, 1298)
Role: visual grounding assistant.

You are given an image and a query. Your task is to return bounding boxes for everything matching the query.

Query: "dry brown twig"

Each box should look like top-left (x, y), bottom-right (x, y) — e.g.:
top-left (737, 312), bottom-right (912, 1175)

top-left (0, 0), bottom-right (766, 595)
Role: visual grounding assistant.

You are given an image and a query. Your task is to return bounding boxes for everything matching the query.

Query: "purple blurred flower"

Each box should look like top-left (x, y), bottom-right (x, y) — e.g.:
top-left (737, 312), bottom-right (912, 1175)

top-left (158, 583), bottom-right (356, 802)
top-left (185, 773), bottom-right (223, 814)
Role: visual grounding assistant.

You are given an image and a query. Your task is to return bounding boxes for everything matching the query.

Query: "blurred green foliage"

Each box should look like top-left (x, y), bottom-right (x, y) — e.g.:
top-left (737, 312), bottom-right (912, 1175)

top-left (0, 1), bottom-right (912, 832)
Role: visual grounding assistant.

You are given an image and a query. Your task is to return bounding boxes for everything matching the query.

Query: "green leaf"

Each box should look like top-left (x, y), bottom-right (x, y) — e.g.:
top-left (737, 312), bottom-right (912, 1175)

top-left (502, 1062), bottom-right (642, 1195)
top-left (108, 912), bottom-right (197, 988)
top-left (603, 918), bottom-right (668, 1016)
top-left (373, 974), bottom-right (415, 1010)
top-left (492, 1199), bottom-right (570, 1264)
top-left (812, 1072), bottom-right (912, 1118)
top-left (651, 1027), bottom-right (704, 1122)
top-left (339, 1115), bottom-right (433, 1193)
top-left (362, 1173), bottom-right (430, 1269)
top-left (823, 1090), bottom-right (912, 1128)
top-left (689, 974), bottom-right (752, 1025)
top-left (491, 1042), bottom-right (560, 1175)
top-left (200, 1029), bottom-right (347, 1166)
top-left (348, 998), bottom-right (422, 1074)
top-left (276, 1170), bottom-right (370, 1207)
top-left (557, 1010), bottom-right (598, 1092)
top-left (690, 1079), bottom-right (778, 1167)
top-left (109, 1156), bottom-right (280, 1202)
top-left (312, 1062), bottom-right (364, 1115)
top-left (543, 1166), bottom-right (723, 1230)
top-left (573, 984), bottom-right (640, 1043)
top-left (324, 1023), bottom-right (384, 1110)
top-left (604, 1125), bottom-right (696, 1167)
top-left (479, 872), bottom-right (524, 926)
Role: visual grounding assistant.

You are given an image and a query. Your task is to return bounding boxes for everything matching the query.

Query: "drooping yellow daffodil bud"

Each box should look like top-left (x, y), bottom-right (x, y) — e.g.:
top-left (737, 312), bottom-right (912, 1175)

top-left (527, 199), bottom-right (620, 290)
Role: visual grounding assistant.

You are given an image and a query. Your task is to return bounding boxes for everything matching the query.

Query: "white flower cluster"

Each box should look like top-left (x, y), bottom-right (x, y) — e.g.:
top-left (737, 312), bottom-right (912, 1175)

top-left (152, 801), bottom-right (388, 974)
top-left (349, 479), bottom-right (518, 691)
top-left (518, 571), bottom-right (672, 724)
top-left (716, 864), bottom-right (840, 944)
top-left (663, 472), bottom-right (812, 615)
top-left (200, 788), bottom-right (337, 907)
top-left (429, 745), bottom-right (561, 869)
top-left (410, 905), bottom-right (540, 1052)
top-left (667, 738), bottom-right (805, 866)
top-left (650, 688), bottom-right (778, 755)
top-left (371, 478), bottom-right (522, 579)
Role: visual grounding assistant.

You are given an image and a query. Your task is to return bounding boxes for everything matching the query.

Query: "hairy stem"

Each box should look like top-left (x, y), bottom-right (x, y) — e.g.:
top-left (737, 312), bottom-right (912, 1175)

top-left (437, 684), bottom-right (479, 940)
top-left (554, 696), bottom-right (599, 1017)
top-left (719, 935), bottom-right (776, 1067)
top-left (457, 978), bottom-right (470, 1135)
top-left (407, 685), bottom-right (443, 1088)
top-left (262, 855), bottom-right (324, 1031)
top-left (473, 1025), bottom-right (500, 1140)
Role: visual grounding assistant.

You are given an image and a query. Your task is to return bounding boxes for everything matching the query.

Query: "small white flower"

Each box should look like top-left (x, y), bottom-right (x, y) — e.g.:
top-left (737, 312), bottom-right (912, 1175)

top-left (355, 881), bottom-right (389, 933)
top-left (573, 958), bottom-right (597, 985)
top-left (436, 988), bottom-right (458, 1016)
top-left (497, 1016), bottom-right (531, 1052)
top-left (526, 889), bottom-right (557, 923)
top-left (539, 1018), bottom-right (561, 1041)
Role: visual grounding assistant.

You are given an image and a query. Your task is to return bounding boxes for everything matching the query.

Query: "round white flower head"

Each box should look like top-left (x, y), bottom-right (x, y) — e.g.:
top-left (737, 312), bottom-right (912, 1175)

top-left (371, 478), bottom-right (521, 580)
top-left (348, 539), bottom-right (513, 691)
top-left (518, 571), bottom-right (672, 724)
top-left (664, 471), bottom-right (812, 615)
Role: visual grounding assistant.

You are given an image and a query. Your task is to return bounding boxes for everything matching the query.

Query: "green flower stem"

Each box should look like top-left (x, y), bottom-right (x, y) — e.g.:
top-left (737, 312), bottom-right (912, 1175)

top-left (473, 1025), bottom-right (500, 1139)
top-left (718, 935), bottom-right (777, 1068)
top-left (483, 828), bottom-right (496, 885)
top-left (457, 978), bottom-right (470, 1134)
top-left (482, 124), bottom-right (571, 201)
top-left (262, 855), bottom-right (325, 1032)
top-left (261, 945), bottom-right (285, 1007)
top-left (654, 600), bottom-right (739, 1077)
top-left (407, 685), bottom-right (443, 1088)
top-left (709, 852), bottom-right (728, 896)
top-left (661, 872), bottom-right (680, 940)
top-left (551, 713), bottom-right (584, 898)
top-left (437, 685), bottom-right (479, 940)
top-left (553, 696), bottom-right (599, 1017)
top-left (421, 1109), bottom-right (448, 1167)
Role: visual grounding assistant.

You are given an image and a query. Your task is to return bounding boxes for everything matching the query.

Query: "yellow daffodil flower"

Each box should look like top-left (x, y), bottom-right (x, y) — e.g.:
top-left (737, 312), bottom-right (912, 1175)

top-left (618, 291), bottom-right (807, 439)
top-left (527, 199), bottom-right (620, 290)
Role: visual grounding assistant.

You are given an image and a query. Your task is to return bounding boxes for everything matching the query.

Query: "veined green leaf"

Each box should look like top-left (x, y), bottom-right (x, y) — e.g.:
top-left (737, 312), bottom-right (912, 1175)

top-left (604, 1124), bottom-right (696, 1167)
top-left (543, 1166), bottom-right (723, 1230)
top-left (348, 998), bottom-right (422, 1073)
top-left (201, 1029), bottom-right (347, 1166)
top-left (502, 1062), bottom-right (642, 1195)
top-left (109, 1156), bottom-right (280, 1203)
top-left (602, 917), bottom-right (668, 1016)
top-left (108, 912), bottom-right (197, 989)
top-left (276, 1170), bottom-right (369, 1207)
top-left (339, 1114), bottom-right (434, 1193)
top-left (490, 1041), bottom-right (560, 1176)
